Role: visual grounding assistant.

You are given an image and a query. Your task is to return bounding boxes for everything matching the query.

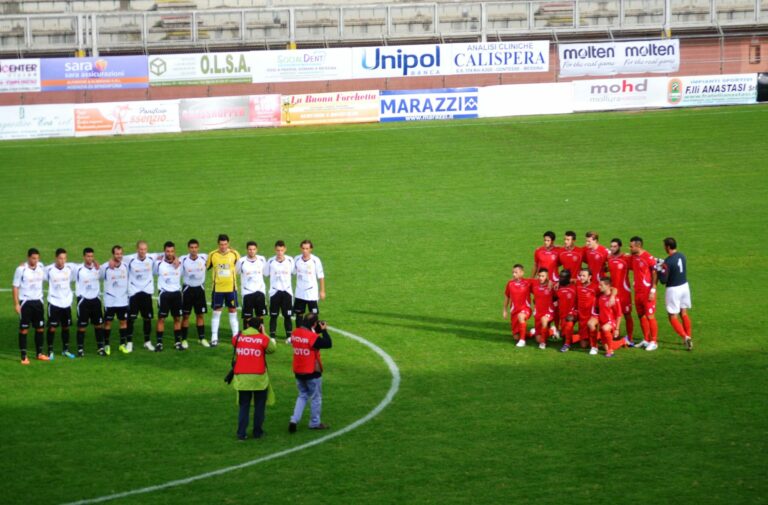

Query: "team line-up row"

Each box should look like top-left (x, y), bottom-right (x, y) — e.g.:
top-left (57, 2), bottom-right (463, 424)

top-left (11, 234), bottom-right (326, 364)
top-left (503, 231), bottom-right (693, 358)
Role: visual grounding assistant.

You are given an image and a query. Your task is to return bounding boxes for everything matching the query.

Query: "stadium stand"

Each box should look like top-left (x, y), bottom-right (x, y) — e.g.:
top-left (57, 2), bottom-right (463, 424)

top-left (0, 0), bottom-right (765, 54)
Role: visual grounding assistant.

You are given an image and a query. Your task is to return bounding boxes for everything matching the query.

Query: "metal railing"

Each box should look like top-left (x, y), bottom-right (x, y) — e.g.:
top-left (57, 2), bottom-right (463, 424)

top-left (0, 0), bottom-right (766, 54)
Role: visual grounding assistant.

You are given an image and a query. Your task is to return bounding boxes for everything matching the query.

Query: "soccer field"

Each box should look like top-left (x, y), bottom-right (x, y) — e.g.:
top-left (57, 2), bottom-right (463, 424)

top-left (1, 105), bottom-right (766, 505)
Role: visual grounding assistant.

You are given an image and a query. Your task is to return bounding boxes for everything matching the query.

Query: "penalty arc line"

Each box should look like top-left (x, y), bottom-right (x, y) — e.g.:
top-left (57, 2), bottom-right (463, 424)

top-left (60, 325), bottom-right (400, 505)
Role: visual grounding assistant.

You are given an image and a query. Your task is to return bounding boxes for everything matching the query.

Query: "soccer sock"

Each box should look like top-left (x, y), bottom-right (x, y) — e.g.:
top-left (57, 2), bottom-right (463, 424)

top-left (229, 312), bottom-right (239, 336)
top-left (625, 315), bottom-right (634, 339)
top-left (103, 327), bottom-right (110, 347)
top-left (76, 329), bottom-right (85, 350)
top-left (602, 329), bottom-right (613, 346)
top-left (119, 327), bottom-right (128, 344)
top-left (156, 330), bottom-right (164, 344)
top-left (181, 325), bottom-right (189, 339)
top-left (35, 330), bottom-right (44, 355)
top-left (640, 317), bottom-right (650, 341)
top-left (284, 317), bottom-right (293, 340)
top-left (47, 328), bottom-right (55, 354)
top-left (211, 311), bottom-right (222, 340)
top-left (269, 316), bottom-right (278, 338)
top-left (588, 328), bottom-right (598, 348)
top-left (174, 329), bottom-right (182, 343)
top-left (19, 332), bottom-right (27, 359)
top-left (562, 321), bottom-right (574, 345)
top-left (143, 320), bottom-right (151, 342)
top-left (649, 318), bottom-right (659, 342)
top-left (669, 317), bottom-right (687, 339)
top-left (96, 327), bottom-right (105, 348)
top-left (197, 325), bottom-right (205, 339)
top-left (126, 319), bottom-right (134, 340)
top-left (295, 313), bottom-right (304, 330)
top-left (681, 313), bottom-right (692, 337)
top-left (62, 327), bottom-right (70, 351)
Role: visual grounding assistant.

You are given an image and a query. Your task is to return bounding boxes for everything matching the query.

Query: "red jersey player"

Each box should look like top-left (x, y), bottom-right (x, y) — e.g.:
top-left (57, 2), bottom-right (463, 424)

top-left (607, 238), bottom-right (635, 347)
top-left (558, 231), bottom-right (583, 281)
top-left (533, 231), bottom-right (560, 283)
top-left (584, 231), bottom-right (610, 286)
top-left (597, 277), bottom-right (623, 357)
top-left (531, 269), bottom-right (555, 350)
top-left (555, 269), bottom-right (578, 352)
top-left (629, 236), bottom-right (659, 351)
top-left (575, 268), bottom-right (601, 355)
top-left (503, 264), bottom-right (533, 347)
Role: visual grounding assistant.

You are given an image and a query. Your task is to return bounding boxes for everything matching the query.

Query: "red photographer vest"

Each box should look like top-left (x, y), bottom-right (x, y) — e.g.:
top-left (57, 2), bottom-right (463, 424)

top-left (232, 332), bottom-right (269, 374)
top-left (291, 327), bottom-right (323, 374)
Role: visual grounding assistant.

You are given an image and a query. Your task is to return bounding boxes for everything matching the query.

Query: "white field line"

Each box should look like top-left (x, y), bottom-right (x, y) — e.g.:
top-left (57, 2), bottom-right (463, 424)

top-left (59, 325), bottom-right (400, 505)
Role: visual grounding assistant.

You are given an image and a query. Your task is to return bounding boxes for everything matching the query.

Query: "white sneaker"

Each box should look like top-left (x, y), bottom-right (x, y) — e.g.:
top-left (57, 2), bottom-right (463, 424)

top-left (528, 328), bottom-right (536, 337)
top-left (685, 337), bottom-right (693, 351)
top-left (125, 342), bottom-right (133, 353)
top-left (210, 338), bottom-right (219, 347)
top-left (589, 347), bottom-right (599, 355)
top-left (636, 340), bottom-right (649, 349)
top-left (515, 339), bottom-right (526, 348)
top-left (538, 342), bottom-right (546, 350)
top-left (143, 341), bottom-right (155, 351)
top-left (199, 338), bottom-right (211, 348)
top-left (645, 341), bottom-right (658, 351)
top-left (181, 339), bottom-right (189, 349)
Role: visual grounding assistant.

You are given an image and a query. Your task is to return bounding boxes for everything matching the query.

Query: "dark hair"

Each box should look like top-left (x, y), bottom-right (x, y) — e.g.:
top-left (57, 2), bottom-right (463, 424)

top-left (538, 267), bottom-right (548, 274)
top-left (83, 247), bottom-right (94, 255)
top-left (275, 240), bottom-right (286, 248)
top-left (218, 234), bottom-right (229, 243)
top-left (513, 263), bottom-right (524, 270)
top-left (111, 245), bottom-right (122, 254)
top-left (27, 248), bottom-right (39, 257)
top-left (247, 316), bottom-right (264, 330)
top-left (543, 231), bottom-right (556, 241)
top-left (55, 248), bottom-right (67, 257)
top-left (580, 267), bottom-right (591, 275)
top-left (585, 231), bottom-right (599, 241)
top-left (565, 231), bottom-right (576, 239)
top-left (600, 277), bottom-right (612, 285)
top-left (630, 236), bottom-right (643, 246)
top-left (559, 269), bottom-right (571, 285)
top-left (303, 312), bottom-right (319, 329)
top-left (164, 241), bottom-right (175, 249)
top-left (246, 241), bottom-right (258, 248)
top-left (300, 239), bottom-right (314, 248)
top-left (187, 239), bottom-right (199, 247)
top-left (611, 238), bottom-right (622, 247)
top-left (664, 237), bottom-right (677, 250)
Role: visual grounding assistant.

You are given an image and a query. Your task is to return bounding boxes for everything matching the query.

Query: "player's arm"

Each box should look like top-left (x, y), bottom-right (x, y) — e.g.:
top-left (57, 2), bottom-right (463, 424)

top-left (650, 265), bottom-right (658, 301)
top-left (12, 286), bottom-right (20, 314)
top-left (502, 294), bottom-right (510, 318)
top-left (316, 258), bottom-right (326, 300)
top-left (205, 253), bottom-right (213, 271)
top-left (319, 277), bottom-right (326, 300)
top-left (532, 251), bottom-right (540, 277)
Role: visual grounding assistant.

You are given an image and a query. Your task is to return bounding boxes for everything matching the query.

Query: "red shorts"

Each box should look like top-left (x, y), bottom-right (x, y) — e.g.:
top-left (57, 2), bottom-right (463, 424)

top-left (510, 308), bottom-right (532, 324)
top-left (617, 291), bottom-right (632, 315)
top-left (534, 309), bottom-right (554, 324)
top-left (599, 320), bottom-right (618, 332)
top-left (634, 293), bottom-right (657, 317)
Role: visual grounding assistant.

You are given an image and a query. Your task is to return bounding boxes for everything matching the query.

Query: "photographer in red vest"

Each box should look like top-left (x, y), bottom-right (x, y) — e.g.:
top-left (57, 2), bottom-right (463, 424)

top-left (288, 313), bottom-right (332, 433)
top-left (231, 319), bottom-right (276, 440)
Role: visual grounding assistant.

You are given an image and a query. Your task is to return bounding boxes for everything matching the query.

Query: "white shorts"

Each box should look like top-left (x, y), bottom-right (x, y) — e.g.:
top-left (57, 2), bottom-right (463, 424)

top-left (665, 283), bottom-right (692, 314)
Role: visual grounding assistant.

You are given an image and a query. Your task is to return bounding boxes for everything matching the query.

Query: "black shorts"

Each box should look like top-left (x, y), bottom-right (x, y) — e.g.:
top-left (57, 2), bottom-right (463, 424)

top-left (19, 300), bottom-right (45, 330)
top-left (182, 285), bottom-right (207, 316)
top-left (293, 298), bottom-right (319, 316)
top-left (158, 291), bottom-right (183, 318)
top-left (105, 305), bottom-right (129, 322)
top-left (77, 297), bottom-right (104, 327)
top-left (243, 292), bottom-right (267, 318)
top-left (129, 292), bottom-right (153, 320)
top-left (269, 291), bottom-right (293, 318)
top-left (47, 304), bottom-right (72, 328)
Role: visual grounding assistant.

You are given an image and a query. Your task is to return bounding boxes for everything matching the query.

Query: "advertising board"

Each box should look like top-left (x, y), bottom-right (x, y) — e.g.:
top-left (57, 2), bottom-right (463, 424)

top-left (281, 90), bottom-right (379, 126)
top-left (664, 74), bottom-right (757, 107)
top-left (379, 88), bottom-right (478, 122)
top-left (148, 52), bottom-right (253, 86)
top-left (478, 83), bottom-right (573, 117)
top-left (0, 59), bottom-right (41, 93)
top-left (559, 40), bottom-right (679, 77)
top-left (74, 100), bottom-right (180, 136)
top-left (0, 104), bottom-right (74, 140)
top-left (41, 56), bottom-right (148, 91)
top-left (251, 48), bottom-right (352, 83)
top-left (572, 77), bottom-right (667, 111)
top-left (179, 95), bottom-right (280, 131)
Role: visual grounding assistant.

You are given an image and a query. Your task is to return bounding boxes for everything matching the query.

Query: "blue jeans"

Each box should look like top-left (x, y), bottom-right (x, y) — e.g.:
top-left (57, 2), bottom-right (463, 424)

top-left (291, 377), bottom-right (322, 427)
top-left (238, 389), bottom-right (267, 439)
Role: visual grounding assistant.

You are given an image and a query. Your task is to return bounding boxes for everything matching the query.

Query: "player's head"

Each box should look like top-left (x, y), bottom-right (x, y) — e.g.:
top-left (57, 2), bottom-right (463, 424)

top-left (136, 240), bottom-right (148, 257)
top-left (543, 231), bottom-right (555, 247)
top-left (564, 230), bottom-right (576, 247)
top-left (55, 247), bottom-right (67, 266)
top-left (274, 240), bottom-right (286, 257)
top-left (187, 239), bottom-right (199, 255)
top-left (629, 236), bottom-right (643, 254)
top-left (663, 237), bottom-right (677, 253)
top-left (83, 247), bottom-right (95, 265)
top-left (300, 240), bottom-right (313, 257)
top-left (302, 312), bottom-right (319, 330)
top-left (512, 263), bottom-right (524, 280)
top-left (537, 269), bottom-right (548, 284)
top-left (559, 269), bottom-right (571, 286)
top-left (585, 231), bottom-right (599, 248)
top-left (599, 276), bottom-right (612, 294)
top-left (246, 241), bottom-right (258, 257)
top-left (218, 234), bottom-right (230, 252)
top-left (27, 247), bottom-right (40, 267)
top-left (111, 245), bottom-right (123, 262)
top-left (610, 238), bottom-right (623, 255)
top-left (163, 241), bottom-right (175, 259)
top-left (578, 268), bottom-right (591, 285)
top-left (247, 316), bottom-right (264, 331)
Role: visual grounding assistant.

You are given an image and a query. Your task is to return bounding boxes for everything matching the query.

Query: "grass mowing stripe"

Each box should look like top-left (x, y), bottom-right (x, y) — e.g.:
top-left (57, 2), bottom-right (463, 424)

top-left (59, 325), bottom-right (400, 505)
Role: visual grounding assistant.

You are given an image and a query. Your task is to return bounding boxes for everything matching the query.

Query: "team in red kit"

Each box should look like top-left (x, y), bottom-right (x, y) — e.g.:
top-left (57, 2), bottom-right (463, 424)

top-left (503, 231), bottom-right (694, 357)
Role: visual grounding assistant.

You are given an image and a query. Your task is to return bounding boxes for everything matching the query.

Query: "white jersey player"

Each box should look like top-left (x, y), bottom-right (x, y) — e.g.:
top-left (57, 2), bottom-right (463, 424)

top-left (44, 248), bottom-right (78, 359)
top-left (292, 239), bottom-right (326, 328)
top-left (12, 248), bottom-right (46, 364)
top-left (124, 240), bottom-right (163, 352)
top-left (179, 239), bottom-right (209, 347)
top-left (153, 241), bottom-right (184, 351)
top-left (74, 247), bottom-right (104, 357)
top-left (264, 240), bottom-right (295, 340)
top-left (236, 241), bottom-right (267, 328)
top-left (99, 245), bottom-right (130, 356)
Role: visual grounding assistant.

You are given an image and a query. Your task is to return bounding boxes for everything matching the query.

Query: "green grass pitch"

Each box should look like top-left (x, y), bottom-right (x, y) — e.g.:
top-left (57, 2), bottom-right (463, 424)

top-left (0, 105), bottom-right (766, 504)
